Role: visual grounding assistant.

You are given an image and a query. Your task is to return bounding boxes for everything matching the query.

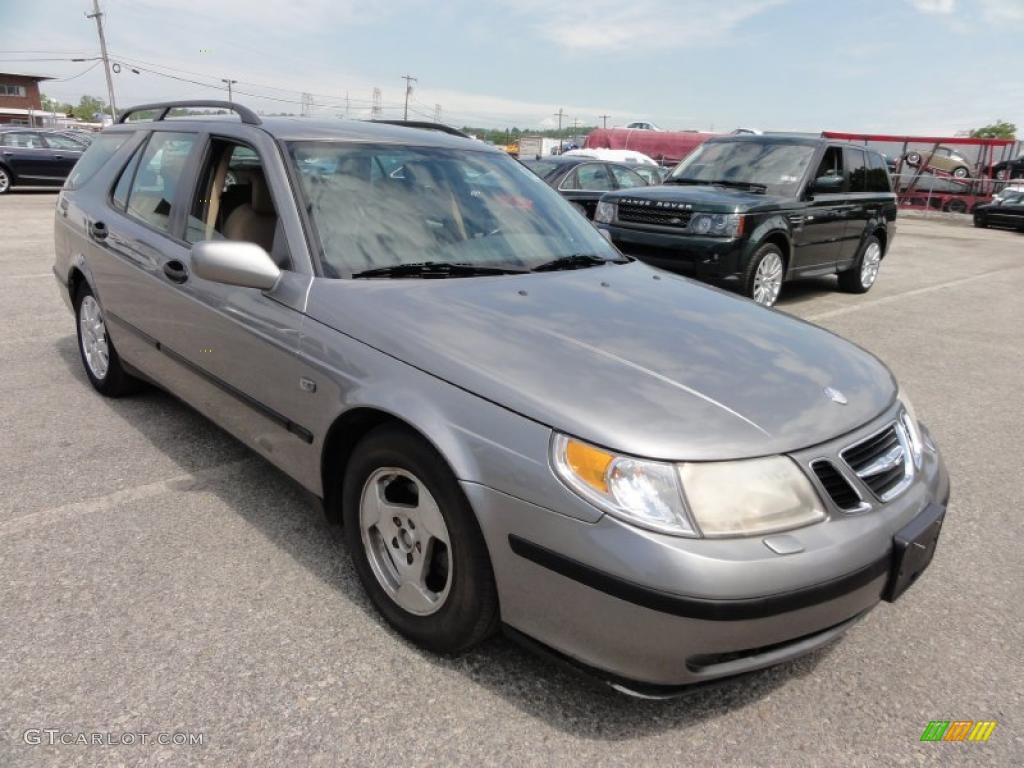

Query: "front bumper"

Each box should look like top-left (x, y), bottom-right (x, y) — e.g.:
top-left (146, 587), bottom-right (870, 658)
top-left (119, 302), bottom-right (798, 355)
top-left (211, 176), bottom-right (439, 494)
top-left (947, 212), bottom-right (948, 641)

top-left (598, 222), bottom-right (747, 280)
top-left (466, 413), bottom-right (950, 691)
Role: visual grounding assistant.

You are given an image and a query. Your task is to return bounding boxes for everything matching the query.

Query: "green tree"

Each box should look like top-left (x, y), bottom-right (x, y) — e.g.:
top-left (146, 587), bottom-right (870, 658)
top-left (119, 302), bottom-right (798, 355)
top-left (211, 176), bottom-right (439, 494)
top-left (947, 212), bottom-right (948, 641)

top-left (72, 95), bottom-right (109, 121)
top-left (40, 94), bottom-right (74, 116)
top-left (969, 120), bottom-right (1016, 139)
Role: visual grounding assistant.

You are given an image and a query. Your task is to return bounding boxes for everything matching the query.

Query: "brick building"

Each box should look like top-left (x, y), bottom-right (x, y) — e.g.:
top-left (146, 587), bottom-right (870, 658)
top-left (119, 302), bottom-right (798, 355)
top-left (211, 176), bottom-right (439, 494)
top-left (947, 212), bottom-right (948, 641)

top-left (0, 72), bottom-right (54, 125)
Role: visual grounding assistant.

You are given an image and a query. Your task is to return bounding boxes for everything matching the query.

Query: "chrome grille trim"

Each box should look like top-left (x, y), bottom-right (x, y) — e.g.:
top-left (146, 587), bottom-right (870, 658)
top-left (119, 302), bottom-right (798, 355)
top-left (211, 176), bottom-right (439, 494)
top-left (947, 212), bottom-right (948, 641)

top-left (840, 420), bottom-right (915, 502)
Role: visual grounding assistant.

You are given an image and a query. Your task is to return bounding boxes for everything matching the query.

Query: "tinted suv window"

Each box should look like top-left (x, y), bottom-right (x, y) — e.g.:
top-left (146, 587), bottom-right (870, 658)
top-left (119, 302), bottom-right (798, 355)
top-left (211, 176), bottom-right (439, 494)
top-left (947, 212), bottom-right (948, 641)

top-left (865, 152), bottom-right (891, 193)
top-left (843, 148), bottom-right (868, 192)
top-left (125, 132), bottom-right (196, 233)
top-left (64, 132), bottom-right (129, 190)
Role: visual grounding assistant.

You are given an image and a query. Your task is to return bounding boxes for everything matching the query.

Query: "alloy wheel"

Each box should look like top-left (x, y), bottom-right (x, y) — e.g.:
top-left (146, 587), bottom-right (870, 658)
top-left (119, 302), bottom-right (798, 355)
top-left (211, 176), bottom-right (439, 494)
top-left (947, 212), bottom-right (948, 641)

top-left (0, 168), bottom-right (10, 194)
top-left (359, 467), bottom-right (452, 616)
top-left (79, 295), bottom-right (110, 380)
top-left (860, 242), bottom-right (882, 288)
top-left (753, 252), bottom-right (784, 306)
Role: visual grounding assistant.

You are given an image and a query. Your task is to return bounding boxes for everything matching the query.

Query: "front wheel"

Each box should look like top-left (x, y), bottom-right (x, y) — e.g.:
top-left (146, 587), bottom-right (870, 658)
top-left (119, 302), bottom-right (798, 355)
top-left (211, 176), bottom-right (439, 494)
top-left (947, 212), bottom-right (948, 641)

top-left (342, 424), bottom-right (498, 654)
top-left (838, 236), bottom-right (882, 294)
top-left (743, 243), bottom-right (785, 307)
top-left (0, 166), bottom-right (12, 195)
top-left (952, 166), bottom-right (970, 179)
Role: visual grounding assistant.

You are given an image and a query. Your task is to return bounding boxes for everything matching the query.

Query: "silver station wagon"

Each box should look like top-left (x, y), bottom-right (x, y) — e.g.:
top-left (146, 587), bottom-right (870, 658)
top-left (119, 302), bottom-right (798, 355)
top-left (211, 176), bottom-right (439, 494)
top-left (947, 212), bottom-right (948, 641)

top-left (53, 101), bottom-right (950, 696)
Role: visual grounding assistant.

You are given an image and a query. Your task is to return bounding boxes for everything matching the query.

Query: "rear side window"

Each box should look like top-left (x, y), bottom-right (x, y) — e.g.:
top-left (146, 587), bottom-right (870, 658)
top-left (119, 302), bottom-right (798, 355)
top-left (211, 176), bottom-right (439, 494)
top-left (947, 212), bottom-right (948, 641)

top-left (610, 165), bottom-right (647, 189)
top-left (65, 132), bottom-right (130, 190)
top-left (125, 132), bottom-right (197, 234)
top-left (843, 148), bottom-right (868, 192)
top-left (112, 140), bottom-right (145, 210)
top-left (865, 152), bottom-right (891, 193)
top-left (572, 163), bottom-right (613, 191)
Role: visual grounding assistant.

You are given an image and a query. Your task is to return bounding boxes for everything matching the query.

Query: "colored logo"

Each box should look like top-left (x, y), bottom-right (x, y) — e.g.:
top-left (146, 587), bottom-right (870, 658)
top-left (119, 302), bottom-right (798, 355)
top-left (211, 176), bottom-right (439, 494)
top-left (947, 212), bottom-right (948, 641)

top-left (920, 721), bottom-right (997, 742)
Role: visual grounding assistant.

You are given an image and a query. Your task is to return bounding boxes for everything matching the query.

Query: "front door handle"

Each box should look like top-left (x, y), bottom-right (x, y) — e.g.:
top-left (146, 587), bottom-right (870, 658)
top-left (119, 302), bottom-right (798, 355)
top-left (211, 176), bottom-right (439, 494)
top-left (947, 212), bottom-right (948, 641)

top-left (163, 260), bottom-right (189, 284)
top-left (89, 220), bottom-right (108, 240)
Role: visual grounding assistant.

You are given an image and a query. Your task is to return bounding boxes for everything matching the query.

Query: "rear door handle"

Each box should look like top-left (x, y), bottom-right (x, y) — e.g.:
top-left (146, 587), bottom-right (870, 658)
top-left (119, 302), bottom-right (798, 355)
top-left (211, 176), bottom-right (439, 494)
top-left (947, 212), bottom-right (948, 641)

top-left (89, 220), bottom-right (108, 240)
top-left (163, 259), bottom-right (189, 284)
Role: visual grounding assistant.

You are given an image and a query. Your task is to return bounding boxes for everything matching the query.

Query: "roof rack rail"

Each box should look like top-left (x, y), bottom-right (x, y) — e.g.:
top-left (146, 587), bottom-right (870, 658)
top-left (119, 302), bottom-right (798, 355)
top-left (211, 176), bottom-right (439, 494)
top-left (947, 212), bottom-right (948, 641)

top-left (369, 119), bottom-right (470, 139)
top-left (117, 100), bottom-right (261, 126)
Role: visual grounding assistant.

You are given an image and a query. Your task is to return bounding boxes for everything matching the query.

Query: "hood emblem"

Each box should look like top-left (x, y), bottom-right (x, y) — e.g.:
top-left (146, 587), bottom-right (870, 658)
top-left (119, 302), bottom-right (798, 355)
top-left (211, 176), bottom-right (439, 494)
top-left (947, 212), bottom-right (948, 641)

top-left (824, 387), bottom-right (848, 405)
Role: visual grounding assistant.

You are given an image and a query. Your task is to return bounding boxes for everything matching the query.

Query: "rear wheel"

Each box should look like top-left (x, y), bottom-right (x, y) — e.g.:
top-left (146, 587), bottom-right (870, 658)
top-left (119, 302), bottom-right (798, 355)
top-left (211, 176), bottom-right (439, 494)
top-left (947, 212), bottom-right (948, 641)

top-left (905, 152), bottom-right (921, 167)
top-left (342, 424), bottom-right (498, 654)
top-left (0, 165), bottom-right (11, 194)
top-left (74, 284), bottom-right (142, 396)
top-left (838, 236), bottom-right (882, 294)
top-left (743, 243), bottom-right (785, 307)
top-left (945, 199), bottom-right (968, 214)
top-left (952, 166), bottom-right (969, 179)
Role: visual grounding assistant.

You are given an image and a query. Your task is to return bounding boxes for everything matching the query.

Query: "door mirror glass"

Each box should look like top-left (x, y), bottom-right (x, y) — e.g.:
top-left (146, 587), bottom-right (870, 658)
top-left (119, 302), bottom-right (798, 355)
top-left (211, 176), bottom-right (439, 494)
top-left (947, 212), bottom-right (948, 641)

top-left (191, 240), bottom-right (281, 290)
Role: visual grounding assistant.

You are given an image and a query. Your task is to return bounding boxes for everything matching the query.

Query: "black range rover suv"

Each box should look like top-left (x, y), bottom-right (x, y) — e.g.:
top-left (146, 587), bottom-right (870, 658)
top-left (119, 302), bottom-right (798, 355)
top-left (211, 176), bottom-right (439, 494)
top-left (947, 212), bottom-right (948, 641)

top-left (594, 135), bottom-right (896, 307)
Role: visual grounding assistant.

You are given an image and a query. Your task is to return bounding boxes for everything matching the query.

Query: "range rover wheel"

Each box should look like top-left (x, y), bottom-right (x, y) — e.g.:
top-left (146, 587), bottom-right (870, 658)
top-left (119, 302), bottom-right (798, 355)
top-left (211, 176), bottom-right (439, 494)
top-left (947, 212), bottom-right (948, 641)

top-left (838, 236), bottom-right (882, 294)
top-left (744, 243), bottom-right (785, 307)
top-left (342, 424), bottom-right (498, 654)
top-left (0, 166), bottom-right (11, 195)
top-left (74, 284), bottom-right (142, 396)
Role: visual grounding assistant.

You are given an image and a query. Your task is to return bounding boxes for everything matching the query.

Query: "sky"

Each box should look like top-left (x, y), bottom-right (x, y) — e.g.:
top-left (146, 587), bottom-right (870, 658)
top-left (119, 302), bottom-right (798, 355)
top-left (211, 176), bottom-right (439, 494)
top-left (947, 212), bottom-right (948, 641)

top-left (1, 0), bottom-right (1022, 134)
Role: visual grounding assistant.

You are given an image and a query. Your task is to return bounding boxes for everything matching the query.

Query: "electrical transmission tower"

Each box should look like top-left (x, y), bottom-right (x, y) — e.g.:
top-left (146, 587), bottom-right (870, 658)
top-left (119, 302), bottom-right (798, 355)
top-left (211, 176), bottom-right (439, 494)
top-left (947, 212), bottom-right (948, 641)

top-left (371, 88), bottom-right (382, 119)
top-left (433, 104), bottom-right (442, 122)
top-left (300, 92), bottom-right (314, 117)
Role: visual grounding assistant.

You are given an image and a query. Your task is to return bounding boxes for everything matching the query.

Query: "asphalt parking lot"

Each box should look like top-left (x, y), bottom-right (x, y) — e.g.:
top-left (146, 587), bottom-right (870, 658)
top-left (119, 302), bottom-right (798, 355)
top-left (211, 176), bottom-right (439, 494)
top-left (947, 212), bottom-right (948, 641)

top-left (1, 191), bottom-right (1021, 767)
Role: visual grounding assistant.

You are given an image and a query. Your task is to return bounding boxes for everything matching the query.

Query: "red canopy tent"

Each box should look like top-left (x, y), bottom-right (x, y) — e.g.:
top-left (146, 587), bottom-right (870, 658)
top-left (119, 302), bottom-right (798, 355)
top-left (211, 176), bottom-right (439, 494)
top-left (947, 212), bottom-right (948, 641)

top-left (583, 128), bottom-right (715, 165)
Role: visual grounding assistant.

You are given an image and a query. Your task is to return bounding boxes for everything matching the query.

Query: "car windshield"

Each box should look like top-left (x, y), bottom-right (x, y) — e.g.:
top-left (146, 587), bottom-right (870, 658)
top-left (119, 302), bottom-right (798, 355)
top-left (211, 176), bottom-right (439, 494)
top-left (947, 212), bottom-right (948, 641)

top-left (288, 142), bottom-right (619, 277)
top-left (668, 140), bottom-right (816, 196)
top-left (521, 159), bottom-right (560, 179)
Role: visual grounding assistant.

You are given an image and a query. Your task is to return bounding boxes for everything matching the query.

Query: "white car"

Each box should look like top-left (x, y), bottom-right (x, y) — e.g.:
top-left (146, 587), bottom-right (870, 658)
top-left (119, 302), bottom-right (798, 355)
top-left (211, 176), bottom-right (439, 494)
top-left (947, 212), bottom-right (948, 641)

top-left (561, 148), bottom-right (658, 166)
top-left (622, 121), bottom-right (662, 131)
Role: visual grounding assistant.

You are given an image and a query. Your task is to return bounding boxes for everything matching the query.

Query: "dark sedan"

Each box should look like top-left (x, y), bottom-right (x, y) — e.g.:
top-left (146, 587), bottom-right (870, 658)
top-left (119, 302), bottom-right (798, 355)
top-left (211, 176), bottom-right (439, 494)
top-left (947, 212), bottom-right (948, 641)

top-left (0, 129), bottom-right (87, 194)
top-left (988, 153), bottom-right (1024, 181)
top-left (521, 155), bottom-right (650, 218)
top-left (973, 191), bottom-right (1024, 230)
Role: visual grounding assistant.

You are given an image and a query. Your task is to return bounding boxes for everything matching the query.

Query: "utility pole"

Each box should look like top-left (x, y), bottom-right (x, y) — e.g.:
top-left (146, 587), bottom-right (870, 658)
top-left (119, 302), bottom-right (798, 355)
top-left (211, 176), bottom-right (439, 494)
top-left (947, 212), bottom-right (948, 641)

top-left (553, 107), bottom-right (564, 135)
top-left (221, 78), bottom-right (237, 103)
top-left (599, 114), bottom-right (610, 129)
top-left (401, 74), bottom-right (417, 121)
top-left (433, 104), bottom-right (442, 123)
top-left (86, 0), bottom-right (117, 121)
top-left (345, 90), bottom-right (349, 118)
top-left (371, 88), bottom-right (382, 119)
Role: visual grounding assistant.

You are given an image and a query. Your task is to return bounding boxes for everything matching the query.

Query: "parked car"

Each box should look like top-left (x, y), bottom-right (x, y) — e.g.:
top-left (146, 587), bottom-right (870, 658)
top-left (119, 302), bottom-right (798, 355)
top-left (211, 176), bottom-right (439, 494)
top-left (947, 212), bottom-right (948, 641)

top-left (562, 148), bottom-right (658, 166)
top-left (903, 145), bottom-right (973, 178)
top-left (596, 135), bottom-right (897, 307)
top-left (973, 192), bottom-right (1024, 230)
top-left (0, 128), bottom-right (86, 193)
top-left (988, 152), bottom-right (1024, 180)
top-left (54, 101), bottom-right (949, 695)
top-left (57, 130), bottom-right (94, 146)
top-left (993, 180), bottom-right (1024, 201)
top-left (623, 121), bottom-right (662, 131)
top-left (631, 164), bottom-right (669, 185)
top-left (521, 154), bottom-right (649, 218)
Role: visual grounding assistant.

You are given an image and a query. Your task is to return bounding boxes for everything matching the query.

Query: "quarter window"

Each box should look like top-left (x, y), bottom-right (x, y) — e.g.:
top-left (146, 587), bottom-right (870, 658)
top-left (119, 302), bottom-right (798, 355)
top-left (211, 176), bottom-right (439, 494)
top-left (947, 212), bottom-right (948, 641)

top-left (610, 165), bottom-right (647, 189)
top-left (125, 132), bottom-right (196, 234)
top-left (865, 152), bottom-right (891, 193)
top-left (64, 132), bottom-right (129, 190)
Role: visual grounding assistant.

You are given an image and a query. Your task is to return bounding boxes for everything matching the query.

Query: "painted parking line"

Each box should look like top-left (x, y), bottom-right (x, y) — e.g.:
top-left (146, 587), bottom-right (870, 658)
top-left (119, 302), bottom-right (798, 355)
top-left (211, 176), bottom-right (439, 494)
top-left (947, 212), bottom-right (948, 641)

top-left (7, 273), bottom-right (54, 280)
top-left (806, 265), bottom-right (1024, 322)
top-left (0, 458), bottom-right (259, 538)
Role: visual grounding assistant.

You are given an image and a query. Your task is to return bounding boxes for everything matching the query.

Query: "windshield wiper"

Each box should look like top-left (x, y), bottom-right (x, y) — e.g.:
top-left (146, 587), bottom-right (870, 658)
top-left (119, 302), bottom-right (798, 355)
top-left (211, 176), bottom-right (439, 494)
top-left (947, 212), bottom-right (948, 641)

top-left (351, 261), bottom-right (528, 279)
top-left (708, 179), bottom-right (767, 193)
top-left (530, 254), bottom-right (624, 272)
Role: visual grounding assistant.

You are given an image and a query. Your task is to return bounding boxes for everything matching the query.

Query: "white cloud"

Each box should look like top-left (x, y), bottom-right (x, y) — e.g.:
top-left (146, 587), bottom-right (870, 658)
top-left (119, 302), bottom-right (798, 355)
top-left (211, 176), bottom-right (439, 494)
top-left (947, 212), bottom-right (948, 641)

top-left (503, 0), bottom-right (787, 52)
top-left (906, 0), bottom-right (955, 13)
top-left (907, 0), bottom-right (1024, 21)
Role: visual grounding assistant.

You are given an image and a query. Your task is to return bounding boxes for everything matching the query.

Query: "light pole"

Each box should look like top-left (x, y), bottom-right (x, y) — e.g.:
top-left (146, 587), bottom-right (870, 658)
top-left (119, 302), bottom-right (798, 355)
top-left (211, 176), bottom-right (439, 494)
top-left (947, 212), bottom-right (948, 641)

top-left (221, 78), bottom-right (237, 103)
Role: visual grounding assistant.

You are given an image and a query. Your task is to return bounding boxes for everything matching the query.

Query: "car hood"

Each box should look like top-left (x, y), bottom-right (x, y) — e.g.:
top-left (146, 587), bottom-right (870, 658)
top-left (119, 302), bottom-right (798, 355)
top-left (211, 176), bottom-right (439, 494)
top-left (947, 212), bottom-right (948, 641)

top-left (306, 263), bottom-right (896, 461)
top-left (604, 183), bottom-right (790, 213)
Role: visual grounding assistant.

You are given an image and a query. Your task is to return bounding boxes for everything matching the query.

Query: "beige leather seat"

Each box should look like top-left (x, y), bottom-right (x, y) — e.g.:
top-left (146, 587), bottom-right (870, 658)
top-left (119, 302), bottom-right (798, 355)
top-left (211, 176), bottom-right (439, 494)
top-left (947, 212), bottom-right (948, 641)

top-left (223, 170), bottom-right (277, 254)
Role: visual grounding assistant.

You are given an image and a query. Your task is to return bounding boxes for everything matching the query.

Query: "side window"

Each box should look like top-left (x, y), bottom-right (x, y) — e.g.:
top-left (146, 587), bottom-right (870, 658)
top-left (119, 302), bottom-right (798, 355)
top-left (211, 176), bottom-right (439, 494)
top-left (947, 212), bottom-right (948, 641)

top-left (44, 134), bottom-right (85, 150)
top-left (185, 139), bottom-right (290, 268)
top-left (843, 148), bottom-right (868, 192)
top-left (814, 147), bottom-right (843, 181)
top-left (4, 132), bottom-right (45, 148)
top-left (865, 152), bottom-right (891, 193)
top-left (575, 163), bottom-right (613, 191)
top-left (610, 165), bottom-right (647, 189)
top-left (64, 132), bottom-right (129, 190)
top-left (125, 132), bottom-right (196, 234)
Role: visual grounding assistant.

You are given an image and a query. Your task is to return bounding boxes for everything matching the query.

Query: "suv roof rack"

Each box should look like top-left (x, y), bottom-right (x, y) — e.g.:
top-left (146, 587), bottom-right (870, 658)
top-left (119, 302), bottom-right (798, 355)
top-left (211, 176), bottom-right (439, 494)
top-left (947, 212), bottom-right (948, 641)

top-left (118, 100), bottom-right (261, 126)
top-left (369, 119), bottom-right (470, 139)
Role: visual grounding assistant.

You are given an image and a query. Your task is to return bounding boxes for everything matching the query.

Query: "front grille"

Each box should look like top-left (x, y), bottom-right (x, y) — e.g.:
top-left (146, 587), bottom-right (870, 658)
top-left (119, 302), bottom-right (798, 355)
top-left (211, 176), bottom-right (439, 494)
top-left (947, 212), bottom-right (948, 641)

top-left (811, 460), bottom-right (862, 511)
top-left (617, 203), bottom-right (692, 228)
top-left (841, 423), bottom-right (912, 501)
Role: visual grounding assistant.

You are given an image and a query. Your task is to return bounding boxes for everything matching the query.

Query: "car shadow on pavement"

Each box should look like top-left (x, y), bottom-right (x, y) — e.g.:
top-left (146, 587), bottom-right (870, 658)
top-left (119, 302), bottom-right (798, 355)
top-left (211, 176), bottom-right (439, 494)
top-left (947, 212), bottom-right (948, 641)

top-left (774, 276), bottom-right (841, 307)
top-left (56, 335), bottom-right (837, 739)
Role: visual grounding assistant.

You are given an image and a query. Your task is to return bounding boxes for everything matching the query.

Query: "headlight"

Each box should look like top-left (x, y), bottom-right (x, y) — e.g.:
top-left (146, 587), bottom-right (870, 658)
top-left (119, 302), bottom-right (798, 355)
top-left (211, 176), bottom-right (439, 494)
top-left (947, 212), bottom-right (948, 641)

top-left (595, 200), bottom-right (615, 224)
top-left (688, 212), bottom-right (743, 237)
top-left (898, 391), bottom-right (925, 468)
top-left (551, 434), bottom-right (696, 536)
top-left (679, 457), bottom-right (826, 537)
top-left (551, 434), bottom-right (826, 538)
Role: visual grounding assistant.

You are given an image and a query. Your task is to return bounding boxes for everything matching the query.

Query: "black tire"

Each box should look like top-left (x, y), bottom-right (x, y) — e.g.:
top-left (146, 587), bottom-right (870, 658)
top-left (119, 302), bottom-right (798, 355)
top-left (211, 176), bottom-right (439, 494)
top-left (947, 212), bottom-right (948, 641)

top-left (342, 424), bottom-right (498, 654)
top-left (0, 164), bottom-right (12, 195)
top-left (974, 215), bottom-right (987, 228)
top-left (741, 242), bottom-right (785, 307)
top-left (945, 199), bottom-right (967, 214)
top-left (74, 283), bottom-right (142, 397)
top-left (838, 235), bottom-right (881, 294)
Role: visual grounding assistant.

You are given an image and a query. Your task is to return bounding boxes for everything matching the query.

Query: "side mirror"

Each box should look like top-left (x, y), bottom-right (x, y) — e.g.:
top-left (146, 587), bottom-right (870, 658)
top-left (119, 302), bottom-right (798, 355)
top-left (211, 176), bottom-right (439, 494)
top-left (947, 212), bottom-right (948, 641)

top-left (191, 240), bottom-right (281, 290)
top-left (809, 175), bottom-right (844, 195)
